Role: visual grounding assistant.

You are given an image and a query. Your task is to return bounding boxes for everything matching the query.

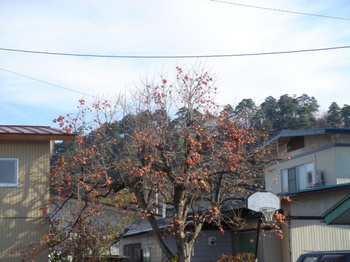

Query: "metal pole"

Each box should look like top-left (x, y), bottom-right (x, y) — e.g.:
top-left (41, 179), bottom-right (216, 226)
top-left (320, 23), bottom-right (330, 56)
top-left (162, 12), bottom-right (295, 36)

top-left (254, 214), bottom-right (262, 262)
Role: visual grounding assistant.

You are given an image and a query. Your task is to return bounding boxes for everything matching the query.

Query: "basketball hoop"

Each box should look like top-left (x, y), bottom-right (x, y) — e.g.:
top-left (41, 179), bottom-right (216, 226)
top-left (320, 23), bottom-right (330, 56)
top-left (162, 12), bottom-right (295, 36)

top-left (260, 207), bottom-right (277, 222)
top-left (247, 191), bottom-right (281, 261)
top-left (247, 191), bottom-right (280, 221)
top-left (247, 191), bottom-right (280, 214)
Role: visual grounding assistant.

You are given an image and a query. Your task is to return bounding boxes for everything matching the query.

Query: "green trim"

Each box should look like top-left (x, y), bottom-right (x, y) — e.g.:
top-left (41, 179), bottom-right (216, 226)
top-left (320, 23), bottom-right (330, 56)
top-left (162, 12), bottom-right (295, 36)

top-left (322, 195), bottom-right (350, 225)
top-left (278, 183), bottom-right (350, 196)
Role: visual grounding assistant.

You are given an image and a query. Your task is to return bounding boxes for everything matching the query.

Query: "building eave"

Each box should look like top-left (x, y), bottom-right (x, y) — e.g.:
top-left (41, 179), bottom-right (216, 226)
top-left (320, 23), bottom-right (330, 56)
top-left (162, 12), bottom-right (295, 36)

top-left (266, 128), bottom-right (350, 146)
top-left (322, 194), bottom-right (350, 225)
top-left (0, 125), bottom-right (75, 141)
top-left (278, 183), bottom-right (350, 197)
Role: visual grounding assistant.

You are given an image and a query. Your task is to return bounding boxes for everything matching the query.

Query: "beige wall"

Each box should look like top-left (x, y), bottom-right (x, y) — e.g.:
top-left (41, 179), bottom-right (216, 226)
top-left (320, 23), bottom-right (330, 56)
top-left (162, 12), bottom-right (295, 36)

top-left (266, 134), bottom-right (350, 194)
top-left (335, 147), bottom-right (350, 183)
top-left (266, 147), bottom-right (337, 193)
top-left (0, 140), bottom-right (50, 261)
top-left (288, 190), bottom-right (347, 217)
top-left (269, 134), bottom-right (334, 161)
top-left (290, 220), bottom-right (350, 262)
top-left (265, 133), bottom-right (350, 262)
top-left (279, 188), bottom-right (350, 262)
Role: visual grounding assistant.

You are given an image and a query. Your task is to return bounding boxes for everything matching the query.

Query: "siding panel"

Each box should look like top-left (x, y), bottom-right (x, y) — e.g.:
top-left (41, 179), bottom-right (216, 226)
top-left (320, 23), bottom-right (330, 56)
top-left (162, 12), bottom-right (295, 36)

top-left (120, 230), bottom-right (233, 262)
top-left (261, 231), bottom-right (283, 262)
top-left (0, 140), bottom-right (50, 262)
top-left (121, 234), bottom-right (163, 262)
top-left (290, 219), bottom-right (350, 262)
top-left (190, 231), bottom-right (232, 262)
top-left (336, 147), bottom-right (350, 184)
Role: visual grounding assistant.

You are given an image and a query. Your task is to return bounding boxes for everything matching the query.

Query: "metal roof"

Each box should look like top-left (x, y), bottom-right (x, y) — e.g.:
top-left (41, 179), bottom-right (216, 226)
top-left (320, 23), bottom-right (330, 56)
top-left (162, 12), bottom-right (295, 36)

top-left (278, 182), bottom-right (350, 197)
top-left (0, 125), bottom-right (75, 141)
top-left (322, 194), bottom-right (350, 225)
top-left (266, 128), bottom-right (350, 146)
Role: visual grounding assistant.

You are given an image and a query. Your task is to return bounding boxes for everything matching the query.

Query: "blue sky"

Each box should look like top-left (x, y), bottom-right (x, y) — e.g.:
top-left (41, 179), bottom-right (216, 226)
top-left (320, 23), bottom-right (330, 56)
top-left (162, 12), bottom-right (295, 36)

top-left (1, 0), bottom-right (350, 127)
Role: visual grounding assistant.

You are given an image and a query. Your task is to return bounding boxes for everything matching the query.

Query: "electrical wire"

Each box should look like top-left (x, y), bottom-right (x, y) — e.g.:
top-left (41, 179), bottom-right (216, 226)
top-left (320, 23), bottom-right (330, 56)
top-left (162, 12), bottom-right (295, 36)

top-left (1, 45), bottom-right (350, 59)
top-left (0, 67), bottom-right (97, 99)
top-left (209, 0), bottom-right (350, 21)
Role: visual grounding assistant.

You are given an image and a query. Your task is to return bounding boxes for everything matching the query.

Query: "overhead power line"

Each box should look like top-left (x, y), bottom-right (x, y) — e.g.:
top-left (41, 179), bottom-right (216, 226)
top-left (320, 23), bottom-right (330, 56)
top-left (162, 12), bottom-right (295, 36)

top-left (0, 67), bottom-right (97, 99)
top-left (210, 0), bottom-right (350, 21)
top-left (1, 45), bottom-right (350, 59)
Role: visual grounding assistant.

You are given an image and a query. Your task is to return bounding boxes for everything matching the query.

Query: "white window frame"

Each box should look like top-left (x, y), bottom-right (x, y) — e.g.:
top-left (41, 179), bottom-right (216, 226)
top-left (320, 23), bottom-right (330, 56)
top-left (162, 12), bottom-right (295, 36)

top-left (281, 162), bottom-right (314, 192)
top-left (0, 158), bottom-right (19, 187)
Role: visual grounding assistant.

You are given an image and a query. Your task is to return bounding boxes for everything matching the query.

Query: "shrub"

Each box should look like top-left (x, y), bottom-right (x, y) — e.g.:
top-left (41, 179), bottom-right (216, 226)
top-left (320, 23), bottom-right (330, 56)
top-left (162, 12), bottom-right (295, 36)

top-left (214, 253), bottom-right (255, 262)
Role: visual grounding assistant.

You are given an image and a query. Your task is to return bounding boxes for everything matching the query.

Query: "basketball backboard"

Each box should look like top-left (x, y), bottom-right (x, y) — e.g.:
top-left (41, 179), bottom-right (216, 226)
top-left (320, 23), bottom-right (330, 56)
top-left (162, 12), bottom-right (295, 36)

top-left (247, 191), bottom-right (280, 212)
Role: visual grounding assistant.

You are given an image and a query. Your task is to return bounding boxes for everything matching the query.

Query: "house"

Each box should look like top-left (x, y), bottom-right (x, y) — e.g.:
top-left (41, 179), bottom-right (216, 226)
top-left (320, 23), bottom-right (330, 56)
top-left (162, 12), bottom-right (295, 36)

top-left (264, 128), bottom-right (350, 262)
top-left (322, 193), bottom-right (350, 225)
top-left (119, 128), bottom-right (350, 262)
top-left (0, 125), bottom-right (75, 262)
top-left (119, 216), bottom-right (234, 262)
top-left (50, 194), bottom-right (138, 261)
top-left (119, 202), bottom-right (278, 262)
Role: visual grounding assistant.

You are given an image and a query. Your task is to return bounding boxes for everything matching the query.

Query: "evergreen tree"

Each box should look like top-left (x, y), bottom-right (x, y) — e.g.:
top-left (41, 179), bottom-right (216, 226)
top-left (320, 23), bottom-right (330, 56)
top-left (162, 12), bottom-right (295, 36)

top-left (276, 94), bottom-right (299, 130)
top-left (295, 94), bottom-right (319, 129)
top-left (272, 94), bottom-right (318, 131)
top-left (327, 102), bottom-right (342, 127)
top-left (260, 96), bottom-right (279, 134)
top-left (234, 98), bottom-right (260, 128)
top-left (341, 104), bottom-right (350, 127)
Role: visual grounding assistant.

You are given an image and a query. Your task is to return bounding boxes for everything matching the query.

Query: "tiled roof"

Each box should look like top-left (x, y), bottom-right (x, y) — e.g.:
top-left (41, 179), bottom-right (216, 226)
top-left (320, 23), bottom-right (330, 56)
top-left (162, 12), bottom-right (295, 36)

top-left (0, 125), bottom-right (75, 141)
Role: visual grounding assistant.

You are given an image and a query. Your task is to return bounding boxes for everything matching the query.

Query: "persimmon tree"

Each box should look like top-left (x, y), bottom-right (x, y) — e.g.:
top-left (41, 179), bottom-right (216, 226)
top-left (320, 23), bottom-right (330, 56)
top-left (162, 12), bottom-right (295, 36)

top-left (47, 196), bottom-right (132, 262)
top-left (51, 66), bottom-right (271, 262)
top-left (18, 179), bottom-right (135, 261)
top-left (20, 98), bottom-right (137, 262)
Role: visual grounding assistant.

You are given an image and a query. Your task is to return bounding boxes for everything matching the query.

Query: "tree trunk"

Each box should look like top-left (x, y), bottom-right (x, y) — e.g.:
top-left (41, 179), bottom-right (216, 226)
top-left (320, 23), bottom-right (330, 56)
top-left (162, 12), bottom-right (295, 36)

top-left (133, 186), bottom-right (175, 260)
top-left (146, 214), bottom-right (175, 260)
top-left (175, 219), bottom-right (204, 262)
top-left (178, 249), bottom-right (192, 262)
top-left (176, 239), bottom-right (192, 262)
top-left (170, 186), bottom-right (192, 262)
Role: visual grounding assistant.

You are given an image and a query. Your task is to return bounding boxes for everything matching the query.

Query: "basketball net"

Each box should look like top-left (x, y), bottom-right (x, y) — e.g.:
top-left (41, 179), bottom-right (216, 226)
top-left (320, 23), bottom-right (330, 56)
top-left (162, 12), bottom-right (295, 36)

top-left (260, 207), bottom-right (276, 222)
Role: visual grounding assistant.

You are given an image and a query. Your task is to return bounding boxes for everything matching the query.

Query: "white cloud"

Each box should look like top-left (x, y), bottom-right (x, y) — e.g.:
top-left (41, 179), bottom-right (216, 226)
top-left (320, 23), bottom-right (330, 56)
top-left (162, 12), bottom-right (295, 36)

top-left (1, 0), bottom-right (350, 126)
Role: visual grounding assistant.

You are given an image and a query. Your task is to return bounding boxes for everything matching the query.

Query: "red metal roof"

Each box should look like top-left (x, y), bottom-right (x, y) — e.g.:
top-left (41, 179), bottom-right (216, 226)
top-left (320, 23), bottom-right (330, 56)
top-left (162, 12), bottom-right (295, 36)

top-left (0, 125), bottom-right (75, 141)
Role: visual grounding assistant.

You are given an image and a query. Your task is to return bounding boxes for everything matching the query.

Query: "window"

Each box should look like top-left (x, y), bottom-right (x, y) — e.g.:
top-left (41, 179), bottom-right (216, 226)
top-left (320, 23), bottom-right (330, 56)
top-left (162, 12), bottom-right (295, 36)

top-left (142, 248), bottom-right (151, 262)
top-left (281, 163), bottom-right (314, 192)
top-left (0, 158), bottom-right (18, 187)
top-left (321, 254), bottom-right (347, 262)
top-left (287, 167), bottom-right (297, 191)
top-left (302, 256), bottom-right (318, 262)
